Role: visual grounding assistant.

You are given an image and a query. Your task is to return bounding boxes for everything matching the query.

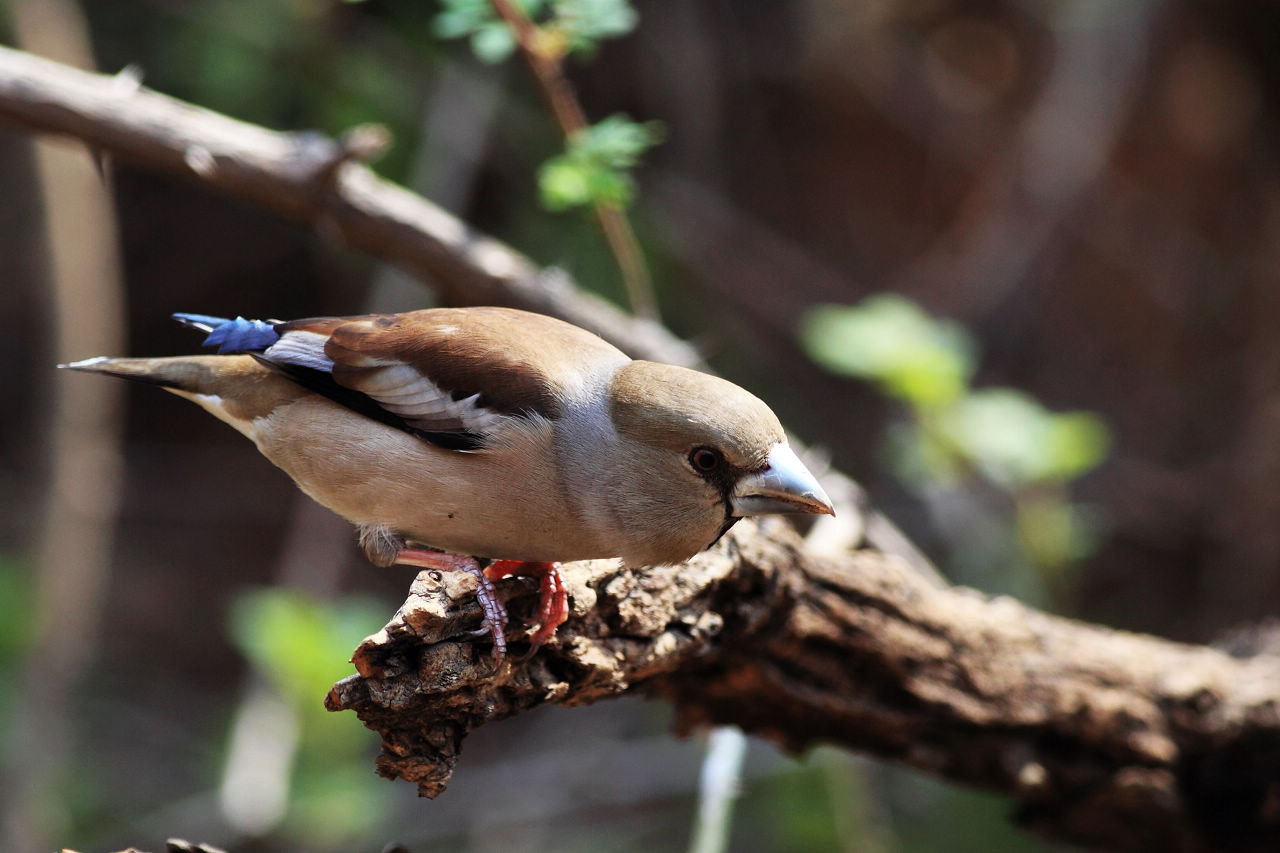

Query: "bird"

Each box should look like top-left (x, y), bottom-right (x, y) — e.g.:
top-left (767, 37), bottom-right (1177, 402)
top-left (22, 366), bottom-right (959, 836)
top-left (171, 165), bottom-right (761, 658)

top-left (61, 307), bottom-right (834, 662)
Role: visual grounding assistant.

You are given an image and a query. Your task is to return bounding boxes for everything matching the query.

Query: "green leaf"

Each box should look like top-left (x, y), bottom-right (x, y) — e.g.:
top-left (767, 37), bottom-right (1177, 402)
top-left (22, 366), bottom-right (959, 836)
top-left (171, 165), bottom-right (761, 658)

top-left (571, 113), bottom-right (664, 166)
top-left (434, 0), bottom-right (547, 49)
top-left (540, 156), bottom-right (633, 208)
top-left (471, 22), bottom-right (518, 63)
top-left (539, 157), bottom-right (596, 208)
top-left (538, 114), bottom-right (662, 210)
top-left (551, 0), bottom-right (638, 53)
top-left (800, 295), bottom-right (976, 408)
top-left (1043, 412), bottom-right (1111, 480)
top-left (935, 389), bottom-right (1110, 487)
top-left (433, 0), bottom-right (493, 38)
top-left (937, 389), bottom-right (1048, 485)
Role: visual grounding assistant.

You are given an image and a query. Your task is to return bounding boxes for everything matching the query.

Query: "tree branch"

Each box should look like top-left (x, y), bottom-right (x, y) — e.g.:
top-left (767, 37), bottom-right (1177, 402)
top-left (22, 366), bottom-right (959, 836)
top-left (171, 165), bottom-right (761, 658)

top-left (0, 44), bottom-right (685, 363)
top-left (5, 45), bottom-right (1279, 852)
top-left (327, 520), bottom-right (1280, 853)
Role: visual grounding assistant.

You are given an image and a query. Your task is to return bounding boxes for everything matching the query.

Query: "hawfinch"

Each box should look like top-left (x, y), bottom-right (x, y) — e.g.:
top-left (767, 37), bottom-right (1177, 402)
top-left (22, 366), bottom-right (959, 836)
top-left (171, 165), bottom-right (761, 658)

top-left (63, 307), bottom-right (833, 661)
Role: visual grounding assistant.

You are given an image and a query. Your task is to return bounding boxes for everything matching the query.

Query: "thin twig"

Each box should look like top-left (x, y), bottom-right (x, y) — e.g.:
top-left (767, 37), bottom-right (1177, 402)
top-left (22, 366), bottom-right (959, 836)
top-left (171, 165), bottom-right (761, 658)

top-left (488, 0), bottom-right (658, 320)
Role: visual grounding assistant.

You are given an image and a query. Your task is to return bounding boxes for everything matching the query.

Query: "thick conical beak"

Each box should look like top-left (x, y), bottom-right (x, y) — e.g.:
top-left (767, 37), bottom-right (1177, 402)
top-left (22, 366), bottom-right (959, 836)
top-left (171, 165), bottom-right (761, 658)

top-left (731, 443), bottom-right (835, 517)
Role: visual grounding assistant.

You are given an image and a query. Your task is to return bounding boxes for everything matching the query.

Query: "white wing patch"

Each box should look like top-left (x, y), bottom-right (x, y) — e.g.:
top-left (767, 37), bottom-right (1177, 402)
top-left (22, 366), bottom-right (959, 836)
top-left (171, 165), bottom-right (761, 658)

top-left (263, 331), bottom-right (334, 372)
top-left (346, 364), bottom-right (511, 435)
top-left (263, 329), bottom-right (511, 438)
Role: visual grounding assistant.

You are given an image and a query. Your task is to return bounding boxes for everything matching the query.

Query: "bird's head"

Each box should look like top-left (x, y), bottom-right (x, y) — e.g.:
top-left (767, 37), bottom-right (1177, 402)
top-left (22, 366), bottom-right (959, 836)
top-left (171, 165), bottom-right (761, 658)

top-left (601, 361), bottom-right (833, 566)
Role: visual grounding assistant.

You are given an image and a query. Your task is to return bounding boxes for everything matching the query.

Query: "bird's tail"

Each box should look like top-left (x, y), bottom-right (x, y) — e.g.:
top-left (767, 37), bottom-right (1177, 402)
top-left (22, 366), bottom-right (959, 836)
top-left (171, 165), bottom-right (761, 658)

top-left (58, 312), bottom-right (284, 391)
top-left (57, 354), bottom-right (238, 393)
top-left (59, 352), bottom-right (302, 438)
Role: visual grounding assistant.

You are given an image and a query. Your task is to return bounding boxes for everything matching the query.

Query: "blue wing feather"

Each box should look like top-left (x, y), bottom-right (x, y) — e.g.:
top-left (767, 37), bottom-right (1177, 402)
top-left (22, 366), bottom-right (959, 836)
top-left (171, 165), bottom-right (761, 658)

top-left (172, 313), bottom-right (280, 354)
top-left (170, 310), bottom-right (486, 450)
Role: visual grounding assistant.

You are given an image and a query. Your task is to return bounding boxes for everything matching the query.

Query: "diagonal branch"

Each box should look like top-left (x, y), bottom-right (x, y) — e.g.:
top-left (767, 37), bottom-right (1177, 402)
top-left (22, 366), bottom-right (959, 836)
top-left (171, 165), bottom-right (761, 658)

top-left (0, 43), bottom-right (683, 363)
top-left (4, 44), bottom-right (1280, 853)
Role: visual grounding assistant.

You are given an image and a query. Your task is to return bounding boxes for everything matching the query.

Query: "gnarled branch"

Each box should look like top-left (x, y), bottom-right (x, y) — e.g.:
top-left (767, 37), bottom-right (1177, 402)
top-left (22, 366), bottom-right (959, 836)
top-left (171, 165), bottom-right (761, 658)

top-left (328, 520), bottom-right (1280, 853)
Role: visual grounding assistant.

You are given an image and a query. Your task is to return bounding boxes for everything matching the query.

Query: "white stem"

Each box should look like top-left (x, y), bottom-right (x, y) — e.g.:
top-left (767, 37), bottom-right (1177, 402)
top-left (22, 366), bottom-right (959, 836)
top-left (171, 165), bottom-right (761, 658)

top-left (687, 726), bottom-right (748, 853)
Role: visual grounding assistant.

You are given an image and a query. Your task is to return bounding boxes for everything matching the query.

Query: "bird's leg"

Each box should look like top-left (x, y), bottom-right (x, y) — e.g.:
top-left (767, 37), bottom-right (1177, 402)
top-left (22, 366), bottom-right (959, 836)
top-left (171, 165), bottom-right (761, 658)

top-left (371, 535), bottom-right (508, 663)
top-left (484, 560), bottom-right (567, 653)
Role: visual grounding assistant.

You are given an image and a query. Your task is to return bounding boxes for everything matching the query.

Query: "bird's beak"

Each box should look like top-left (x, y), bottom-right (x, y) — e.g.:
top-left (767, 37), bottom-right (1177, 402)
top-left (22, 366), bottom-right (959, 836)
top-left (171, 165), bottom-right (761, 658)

top-left (731, 443), bottom-right (835, 517)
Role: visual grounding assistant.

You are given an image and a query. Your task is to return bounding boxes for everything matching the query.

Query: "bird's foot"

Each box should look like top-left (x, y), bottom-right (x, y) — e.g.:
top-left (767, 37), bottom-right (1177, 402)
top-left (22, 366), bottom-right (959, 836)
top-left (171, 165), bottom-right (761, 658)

top-left (484, 560), bottom-right (568, 656)
top-left (392, 546), bottom-right (508, 663)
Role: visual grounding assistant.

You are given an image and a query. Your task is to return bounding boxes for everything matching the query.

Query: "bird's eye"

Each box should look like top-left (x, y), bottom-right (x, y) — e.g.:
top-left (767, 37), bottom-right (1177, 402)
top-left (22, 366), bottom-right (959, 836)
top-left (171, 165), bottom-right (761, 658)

top-left (690, 447), bottom-right (722, 473)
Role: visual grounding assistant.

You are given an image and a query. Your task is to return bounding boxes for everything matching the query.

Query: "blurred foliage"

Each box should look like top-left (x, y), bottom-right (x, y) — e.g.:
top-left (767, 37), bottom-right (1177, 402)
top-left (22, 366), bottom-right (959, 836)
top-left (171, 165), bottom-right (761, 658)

top-left (746, 763), bottom-right (846, 852)
top-left (0, 556), bottom-right (35, 722)
top-left (0, 556), bottom-right (35, 662)
top-left (879, 764), bottom-right (1053, 853)
top-left (433, 0), bottom-right (636, 63)
top-left (433, 0), bottom-right (532, 63)
top-left (802, 295), bottom-right (1110, 592)
top-left (732, 749), bottom-right (1052, 853)
top-left (228, 588), bottom-right (391, 843)
top-left (550, 0), bottom-right (638, 54)
top-left (229, 589), bottom-right (380, 710)
top-left (805, 296), bottom-right (976, 408)
top-left (435, 0), bottom-right (661, 216)
top-left (539, 114), bottom-right (664, 210)
top-left (89, 0), bottom-right (439, 181)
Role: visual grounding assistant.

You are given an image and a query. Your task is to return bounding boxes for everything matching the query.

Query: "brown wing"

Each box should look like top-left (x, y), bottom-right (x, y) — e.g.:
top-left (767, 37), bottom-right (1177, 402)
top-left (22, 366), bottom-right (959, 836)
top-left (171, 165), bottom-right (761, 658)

top-left (269, 306), bottom-right (628, 440)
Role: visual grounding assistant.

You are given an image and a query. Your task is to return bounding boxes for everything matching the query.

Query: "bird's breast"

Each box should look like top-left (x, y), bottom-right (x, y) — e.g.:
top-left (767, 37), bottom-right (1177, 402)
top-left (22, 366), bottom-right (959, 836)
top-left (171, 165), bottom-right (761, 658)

top-left (250, 395), bottom-right (611, 562)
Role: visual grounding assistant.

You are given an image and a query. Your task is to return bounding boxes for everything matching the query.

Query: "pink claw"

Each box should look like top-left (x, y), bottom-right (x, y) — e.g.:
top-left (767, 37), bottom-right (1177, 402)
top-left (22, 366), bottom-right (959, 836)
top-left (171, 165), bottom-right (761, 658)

top-left (392, 547), bottom-right (509, 663)
top-left (485, 560), bottom-right (568, 654)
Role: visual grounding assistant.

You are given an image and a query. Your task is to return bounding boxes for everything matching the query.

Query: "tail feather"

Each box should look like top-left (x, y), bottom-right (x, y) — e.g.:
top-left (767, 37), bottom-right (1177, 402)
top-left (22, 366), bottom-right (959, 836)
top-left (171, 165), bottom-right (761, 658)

top-left (170, 312), bottom-right (227, 333)
top-left (59, 354), bottom-right (306, 434)
top-left (172, 312), bottom-right (281, 354)
top-left (58, 355), bottom-right (238, 393)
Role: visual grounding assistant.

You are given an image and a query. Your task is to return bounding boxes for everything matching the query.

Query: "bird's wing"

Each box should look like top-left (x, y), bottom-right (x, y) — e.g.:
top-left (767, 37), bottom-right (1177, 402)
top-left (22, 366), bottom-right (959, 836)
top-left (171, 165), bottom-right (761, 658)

top-left (237, 306), bottom-right (627, 449)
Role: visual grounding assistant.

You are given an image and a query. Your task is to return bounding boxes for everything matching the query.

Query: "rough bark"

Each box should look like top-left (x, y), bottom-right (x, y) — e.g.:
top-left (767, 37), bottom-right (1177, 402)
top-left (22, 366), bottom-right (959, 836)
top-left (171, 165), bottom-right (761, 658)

top-left (327, 519), bottom-right (1280, 853)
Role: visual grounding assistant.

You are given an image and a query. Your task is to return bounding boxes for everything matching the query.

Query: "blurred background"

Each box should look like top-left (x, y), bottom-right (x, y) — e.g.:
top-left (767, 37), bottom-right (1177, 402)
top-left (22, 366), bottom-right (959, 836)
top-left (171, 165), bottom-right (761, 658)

top-left (1, 0), bottom-right (1278, 850)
